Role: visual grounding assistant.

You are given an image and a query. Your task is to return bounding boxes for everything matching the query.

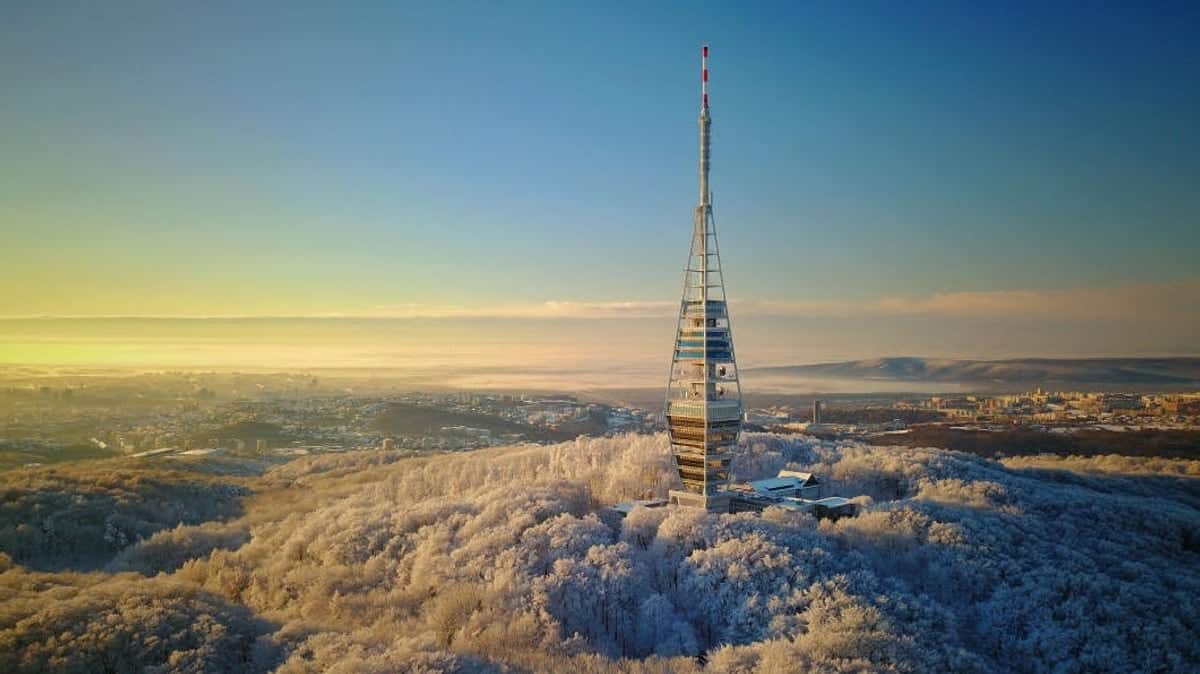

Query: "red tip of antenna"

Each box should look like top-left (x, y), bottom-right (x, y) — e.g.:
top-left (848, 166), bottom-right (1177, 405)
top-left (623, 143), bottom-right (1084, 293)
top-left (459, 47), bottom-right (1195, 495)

top-left (703, 45), bottom-right (708, 57)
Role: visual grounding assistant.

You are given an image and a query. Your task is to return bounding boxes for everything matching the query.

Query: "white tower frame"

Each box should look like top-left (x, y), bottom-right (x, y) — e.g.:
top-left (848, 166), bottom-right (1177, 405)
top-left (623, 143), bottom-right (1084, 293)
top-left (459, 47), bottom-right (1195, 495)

top-left (665, 45), bottom-right (743, 511)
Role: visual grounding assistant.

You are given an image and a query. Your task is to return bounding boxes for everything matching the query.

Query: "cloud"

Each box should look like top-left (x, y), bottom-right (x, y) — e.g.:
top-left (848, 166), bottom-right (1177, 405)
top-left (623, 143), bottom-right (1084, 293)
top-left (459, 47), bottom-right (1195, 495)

top-left (741, 279), bottom-right (1200, 322)
top-left (6, 280), bottom-right (1195, 323)
top-left (368, 300), bottom-right (678, 319)
top-left (372, 279), bottom-right (1200, 322)
top-left (869, 280), bottom-right (1200, 321)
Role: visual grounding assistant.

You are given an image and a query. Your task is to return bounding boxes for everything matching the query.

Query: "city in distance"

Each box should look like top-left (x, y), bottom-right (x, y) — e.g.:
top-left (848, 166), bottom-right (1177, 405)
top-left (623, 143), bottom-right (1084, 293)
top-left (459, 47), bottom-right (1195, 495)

top-left (2, 4), bottom-right (1199, 674)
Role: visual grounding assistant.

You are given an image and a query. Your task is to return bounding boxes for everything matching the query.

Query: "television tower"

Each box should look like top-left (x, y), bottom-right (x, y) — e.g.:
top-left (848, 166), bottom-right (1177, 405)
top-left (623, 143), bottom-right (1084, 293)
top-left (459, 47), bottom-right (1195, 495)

top-left (665, 45), bottom-right (743, 511)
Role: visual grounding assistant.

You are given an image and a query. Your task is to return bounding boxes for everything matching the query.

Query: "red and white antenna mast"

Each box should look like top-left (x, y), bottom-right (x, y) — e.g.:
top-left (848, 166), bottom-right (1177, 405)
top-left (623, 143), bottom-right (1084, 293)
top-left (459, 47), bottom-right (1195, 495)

top-left (699, 44), bottom-right (711, 206)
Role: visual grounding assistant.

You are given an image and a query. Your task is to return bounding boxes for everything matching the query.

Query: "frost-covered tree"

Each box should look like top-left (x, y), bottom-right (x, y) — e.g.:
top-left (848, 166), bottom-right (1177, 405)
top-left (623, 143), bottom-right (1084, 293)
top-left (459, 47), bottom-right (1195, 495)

top-left (2, 433), bottom-right (1198, 672)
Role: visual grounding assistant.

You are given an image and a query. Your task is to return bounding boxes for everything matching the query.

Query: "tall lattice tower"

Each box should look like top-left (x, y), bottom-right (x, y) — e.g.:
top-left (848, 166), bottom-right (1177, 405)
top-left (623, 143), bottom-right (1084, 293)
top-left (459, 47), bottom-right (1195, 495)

top-left (665, 45), bottom-right (743, 512)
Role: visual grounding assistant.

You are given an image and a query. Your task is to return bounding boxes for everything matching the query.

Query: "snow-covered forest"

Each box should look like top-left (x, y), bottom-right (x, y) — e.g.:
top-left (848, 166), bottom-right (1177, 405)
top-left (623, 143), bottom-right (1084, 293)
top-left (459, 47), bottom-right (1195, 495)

top-left (2, 433), bottom-right (1198, 673)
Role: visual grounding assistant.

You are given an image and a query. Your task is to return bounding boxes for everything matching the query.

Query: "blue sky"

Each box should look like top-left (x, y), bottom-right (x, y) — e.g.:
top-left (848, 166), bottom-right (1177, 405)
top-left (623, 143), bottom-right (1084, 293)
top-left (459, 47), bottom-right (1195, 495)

top-left (1, 2), bottom-right (1197, 360)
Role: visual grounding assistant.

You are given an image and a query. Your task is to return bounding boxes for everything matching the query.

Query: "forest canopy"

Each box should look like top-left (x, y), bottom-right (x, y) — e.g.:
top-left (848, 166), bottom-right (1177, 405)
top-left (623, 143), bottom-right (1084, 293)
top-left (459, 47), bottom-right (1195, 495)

top-left (1, 433), bottom-right (1198, 673)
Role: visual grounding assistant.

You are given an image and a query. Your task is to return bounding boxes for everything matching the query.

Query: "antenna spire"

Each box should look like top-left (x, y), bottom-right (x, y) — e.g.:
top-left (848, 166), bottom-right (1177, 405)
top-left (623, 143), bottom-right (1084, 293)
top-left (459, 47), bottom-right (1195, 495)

top-left (699, 44), bottom-right (711, 205)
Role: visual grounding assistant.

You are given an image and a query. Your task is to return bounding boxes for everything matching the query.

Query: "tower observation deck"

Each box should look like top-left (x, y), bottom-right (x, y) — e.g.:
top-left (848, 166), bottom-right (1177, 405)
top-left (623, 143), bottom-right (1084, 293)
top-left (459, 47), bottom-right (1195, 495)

top-left (665, 45), bottom-right (743, 512)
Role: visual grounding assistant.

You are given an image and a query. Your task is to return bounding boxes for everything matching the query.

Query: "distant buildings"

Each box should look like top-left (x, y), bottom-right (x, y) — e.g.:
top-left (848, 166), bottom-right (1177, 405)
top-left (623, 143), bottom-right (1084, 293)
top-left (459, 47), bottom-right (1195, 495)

top-left (744, 389), bottom-right (1200, 436)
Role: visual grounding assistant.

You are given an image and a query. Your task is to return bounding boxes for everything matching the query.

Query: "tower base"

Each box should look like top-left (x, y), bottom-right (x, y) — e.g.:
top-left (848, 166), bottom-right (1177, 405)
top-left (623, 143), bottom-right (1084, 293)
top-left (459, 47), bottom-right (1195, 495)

top-left (668, 489), bottom-right (731, 513)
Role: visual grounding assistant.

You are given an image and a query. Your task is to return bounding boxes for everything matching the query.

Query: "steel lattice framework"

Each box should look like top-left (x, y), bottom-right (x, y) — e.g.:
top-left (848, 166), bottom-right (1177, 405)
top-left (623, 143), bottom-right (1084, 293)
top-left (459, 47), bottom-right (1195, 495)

top-left (665, 45), bottom-right (743, 510)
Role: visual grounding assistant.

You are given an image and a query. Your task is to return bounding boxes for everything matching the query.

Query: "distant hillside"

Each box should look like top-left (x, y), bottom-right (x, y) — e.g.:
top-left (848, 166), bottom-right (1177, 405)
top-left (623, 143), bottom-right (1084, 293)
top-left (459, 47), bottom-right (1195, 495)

top-left (748, 357), bottom-right (1200, 389)
top-left (189, 421), bottom-right (292, 449)
top-left (0, 442), bottom-right (121, 472)
top-left (371, 402), bottom-right (575, 442)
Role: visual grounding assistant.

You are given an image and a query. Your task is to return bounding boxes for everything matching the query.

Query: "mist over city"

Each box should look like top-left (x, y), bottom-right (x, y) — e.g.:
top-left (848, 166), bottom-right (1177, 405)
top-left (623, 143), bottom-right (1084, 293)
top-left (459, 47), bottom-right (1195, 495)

top-left (2, 3), bottom-right (1199, 674)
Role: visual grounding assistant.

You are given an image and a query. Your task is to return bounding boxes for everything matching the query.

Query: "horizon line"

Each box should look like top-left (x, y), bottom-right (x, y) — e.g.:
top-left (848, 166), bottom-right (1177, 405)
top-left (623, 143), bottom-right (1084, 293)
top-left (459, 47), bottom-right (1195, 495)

top-left (1, 279), bottom-right (1196, 322)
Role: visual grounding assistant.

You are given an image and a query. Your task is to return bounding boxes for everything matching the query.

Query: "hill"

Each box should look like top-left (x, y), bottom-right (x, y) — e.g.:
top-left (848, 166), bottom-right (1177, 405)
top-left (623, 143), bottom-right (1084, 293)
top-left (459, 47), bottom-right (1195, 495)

top-left (749, 356), bottom-right (1200, 390)
top-left (0, 441), bottom-right (121, 472)
top-left (2, 433), bottom-right (1199, 672)
top-left (0, 463), bottom-right (248, 571)
top-left (872, 426), bottom-right (1200, 462)
top-left (189, 421), bottom-right (293, 449)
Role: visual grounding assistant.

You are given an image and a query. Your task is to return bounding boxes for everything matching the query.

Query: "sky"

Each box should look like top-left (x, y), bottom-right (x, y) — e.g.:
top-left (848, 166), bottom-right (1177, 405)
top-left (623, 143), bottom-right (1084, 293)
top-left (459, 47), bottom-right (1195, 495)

top-left (1, 2), bottom-right (1198, 369)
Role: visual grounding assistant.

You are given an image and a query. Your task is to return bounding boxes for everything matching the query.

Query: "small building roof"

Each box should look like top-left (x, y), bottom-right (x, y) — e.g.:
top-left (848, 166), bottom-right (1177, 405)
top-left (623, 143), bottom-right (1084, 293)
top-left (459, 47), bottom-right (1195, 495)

top-left (777, 470), bottom-right (819, 484)
top-left (750, 477), bottom-right (805, 495)
top-left (750, 471), bottom-right (820, 496)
